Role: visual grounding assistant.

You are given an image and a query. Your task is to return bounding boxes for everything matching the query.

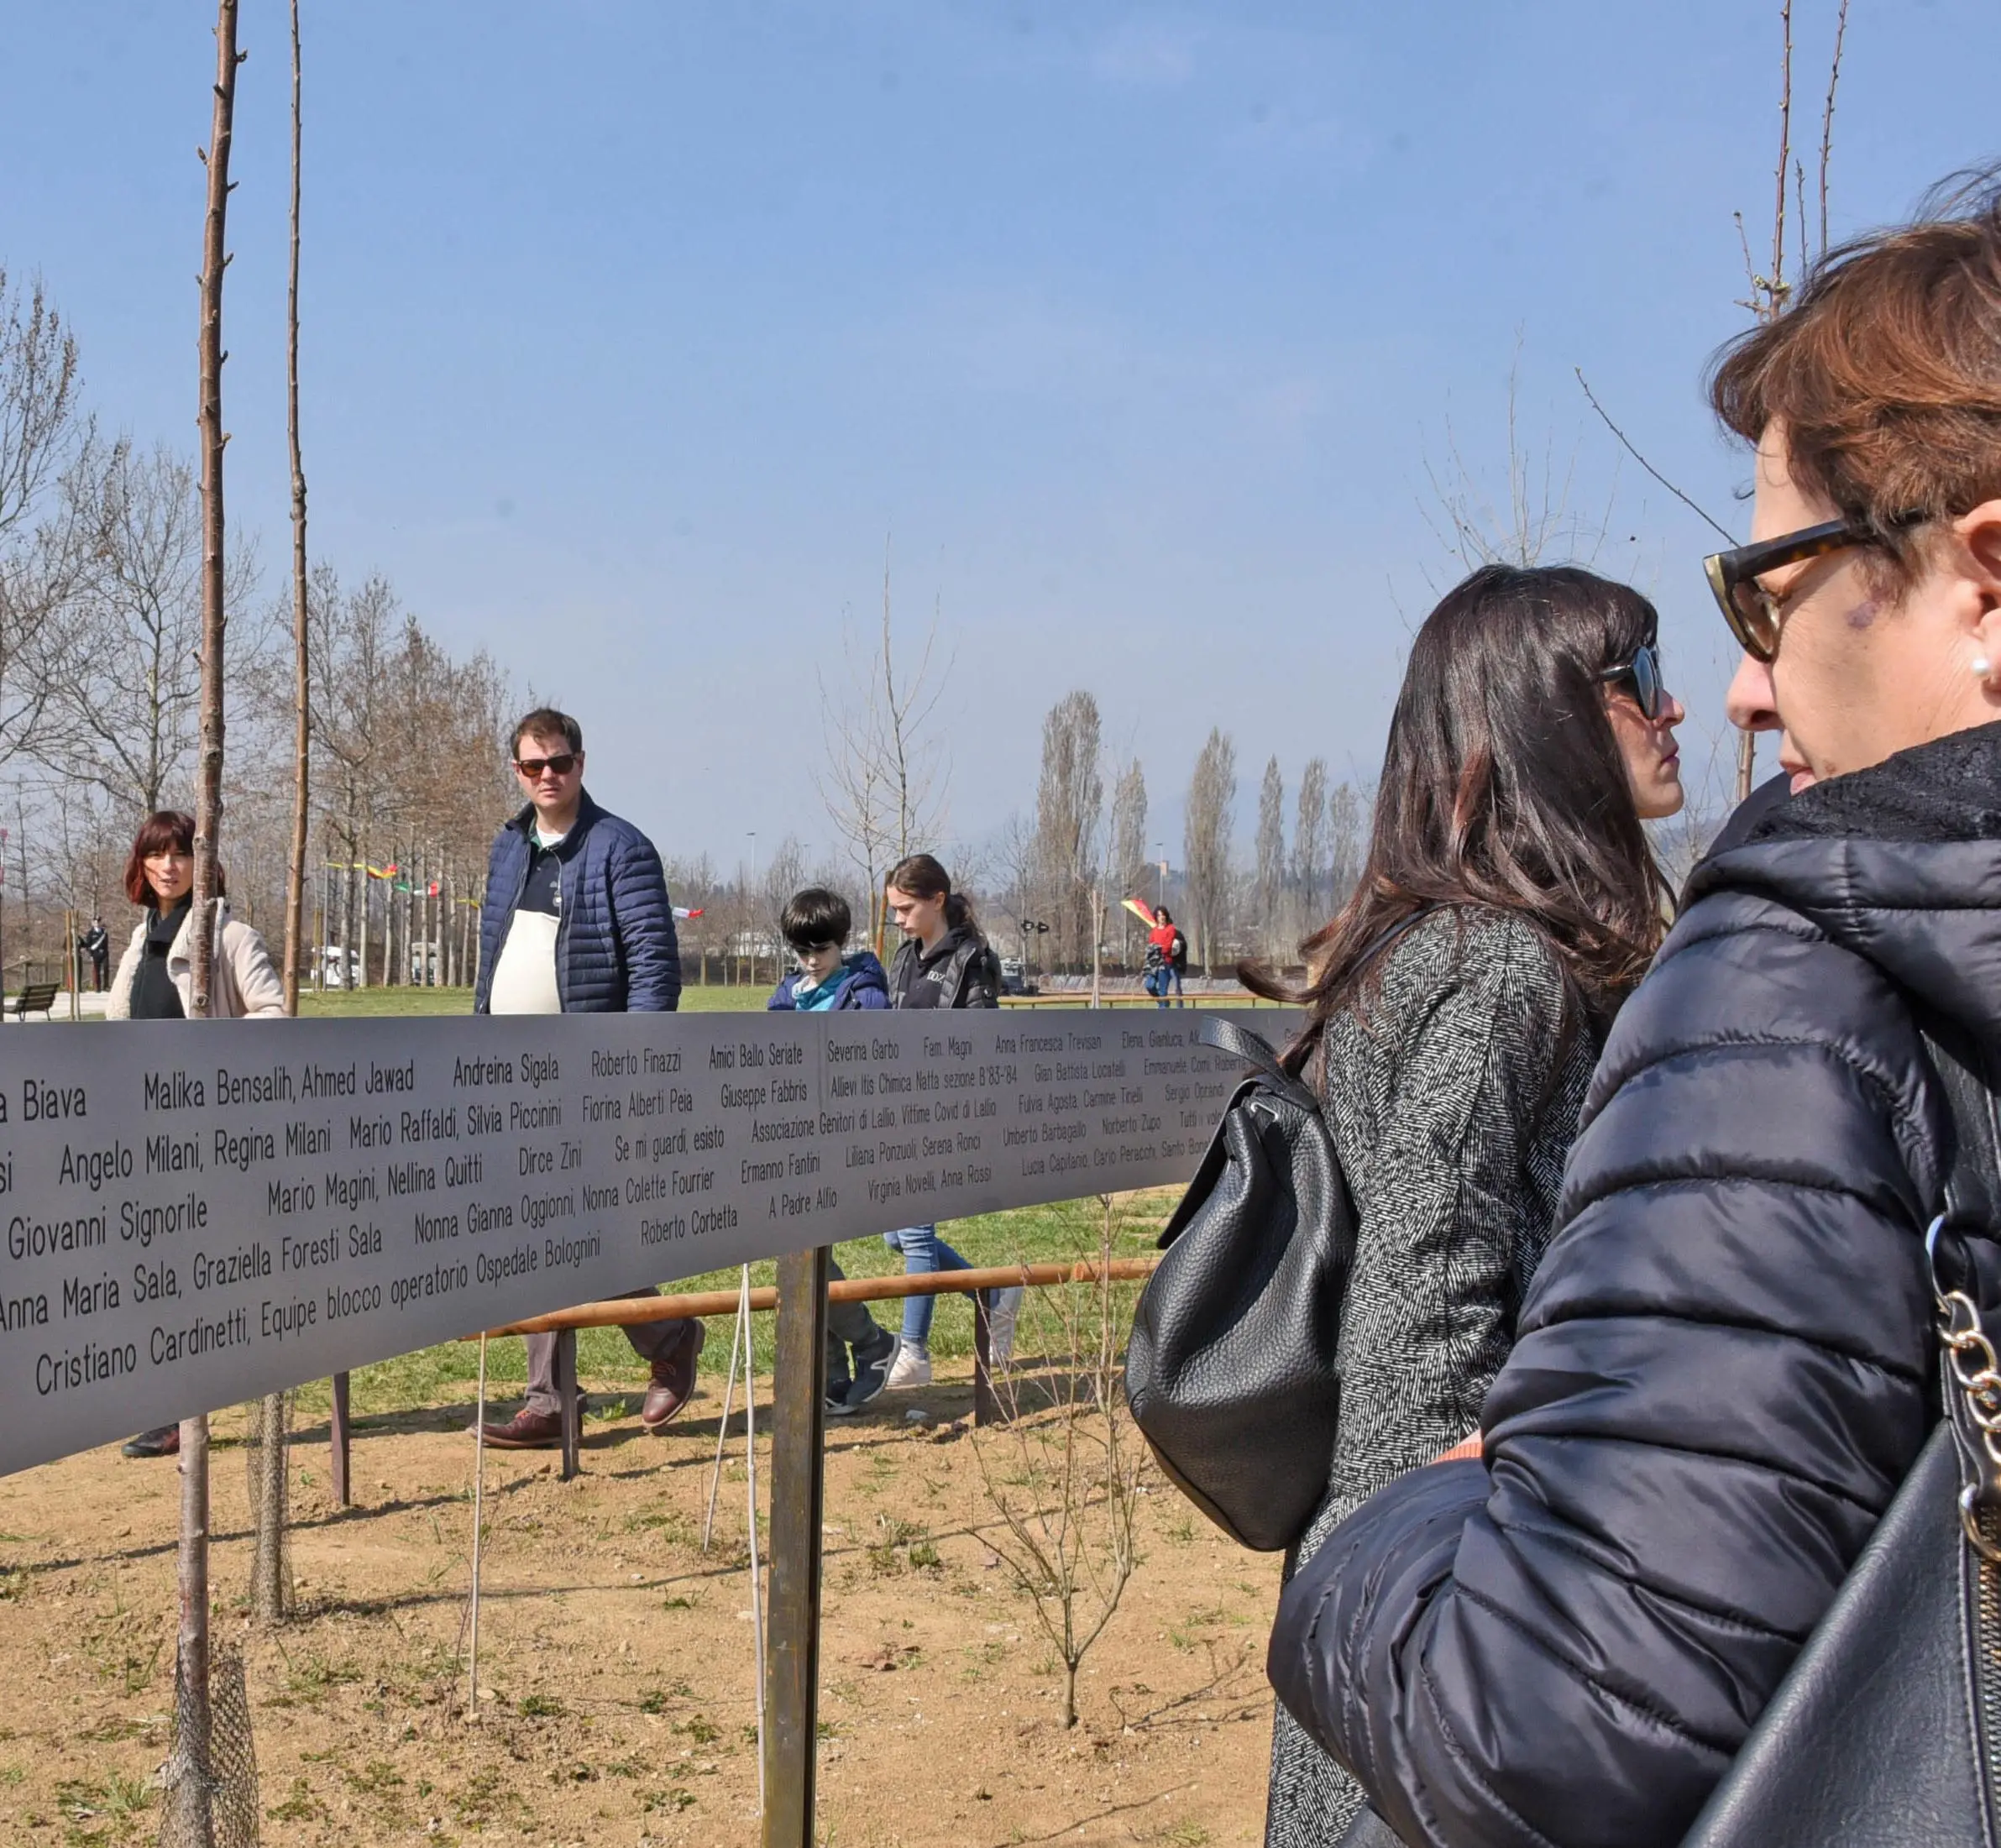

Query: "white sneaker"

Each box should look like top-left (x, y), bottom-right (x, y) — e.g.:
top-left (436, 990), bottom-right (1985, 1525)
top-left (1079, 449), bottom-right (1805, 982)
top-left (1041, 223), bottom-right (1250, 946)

top-left (987, 1288), bottom-right (1022, 1367)
top-left (886, 1340), bottom-right (932, 1390)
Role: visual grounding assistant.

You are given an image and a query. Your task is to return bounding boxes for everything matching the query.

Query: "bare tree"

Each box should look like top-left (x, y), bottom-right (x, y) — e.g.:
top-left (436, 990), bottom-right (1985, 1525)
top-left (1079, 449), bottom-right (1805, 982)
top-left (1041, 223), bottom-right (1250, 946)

top-left (1723, 0), bottom-right (1849, 801)
top-left (48, 442), bottom-right (203, 814)
top-left (0, 267), bottom-right (86, 549)
top-left (1182, 728), bottom-right (1236, 976)
top-left (167, 14), bottom-right (242, 1843)
top-left (1034, 691), bottom-right (1103, 970)
top-left (268, 0), bottom-right (313, 1625)
top-left (819, 540), bottom-right (950, 940)
top-left (281, 0), bottom-right (309, 1014)
top-left (757, 834), bottom-right (810, 933)
top-left (1253, 756), bottom-right (1285, 959)
top-left (971, 1197), bottom-right (1147, 1730)
top-left (1106, 756), bottom-right (1147, 965)
top-left (1292, 756), bottom-right (1328, 934)
top-left (1421, 342), bottom-right (1614, 582)
top-left (987, 812), bottom-right (1041, 977)
top-left (1327, 782), bottom-right (1367, 916)
top-left (0, 268), bottom-right (90, 776)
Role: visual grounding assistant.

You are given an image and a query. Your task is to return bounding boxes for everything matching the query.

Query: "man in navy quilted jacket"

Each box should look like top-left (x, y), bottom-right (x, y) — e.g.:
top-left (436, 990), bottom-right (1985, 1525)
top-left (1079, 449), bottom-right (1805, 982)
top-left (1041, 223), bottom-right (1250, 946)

top-left (473, 706), bottom-right (699, 1448)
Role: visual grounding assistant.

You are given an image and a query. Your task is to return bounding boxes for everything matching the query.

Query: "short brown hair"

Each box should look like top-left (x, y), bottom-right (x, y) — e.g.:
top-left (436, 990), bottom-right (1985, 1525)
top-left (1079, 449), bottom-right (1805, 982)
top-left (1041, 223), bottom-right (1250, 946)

top-left (123, 810), bottom-right (223, 908)
top-left (1710, 171), bottom-right (2001, 588)
top-left (511, 707), bottom-right (582, 757)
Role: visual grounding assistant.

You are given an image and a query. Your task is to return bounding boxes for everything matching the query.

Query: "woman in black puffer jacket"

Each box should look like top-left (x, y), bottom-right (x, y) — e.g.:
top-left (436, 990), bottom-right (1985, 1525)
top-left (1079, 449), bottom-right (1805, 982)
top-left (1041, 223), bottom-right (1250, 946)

top-left (1269, 178), bottom-right (2001, 1848)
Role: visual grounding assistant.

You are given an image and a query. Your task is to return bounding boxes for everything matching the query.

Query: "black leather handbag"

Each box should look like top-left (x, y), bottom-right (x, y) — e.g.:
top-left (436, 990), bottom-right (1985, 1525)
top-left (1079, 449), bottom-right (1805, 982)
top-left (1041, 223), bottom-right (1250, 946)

top-left (1681, 1030), bottom-right (2001, 1847)
top-left (1124, 1014), bottom-right (1357, 1552)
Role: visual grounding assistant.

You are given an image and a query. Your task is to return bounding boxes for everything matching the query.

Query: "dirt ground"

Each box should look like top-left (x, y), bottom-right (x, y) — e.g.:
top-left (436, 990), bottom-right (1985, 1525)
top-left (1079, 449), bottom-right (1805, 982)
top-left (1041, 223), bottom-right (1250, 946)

top-left (0, 1352), bottom-right (1283, 1847)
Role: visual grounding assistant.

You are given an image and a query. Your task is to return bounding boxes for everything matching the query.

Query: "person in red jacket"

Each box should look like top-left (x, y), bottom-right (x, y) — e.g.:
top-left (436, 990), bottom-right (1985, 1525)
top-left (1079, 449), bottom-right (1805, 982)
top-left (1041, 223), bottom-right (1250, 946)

top-left (1145, 906), bottom-right (1186, 1007)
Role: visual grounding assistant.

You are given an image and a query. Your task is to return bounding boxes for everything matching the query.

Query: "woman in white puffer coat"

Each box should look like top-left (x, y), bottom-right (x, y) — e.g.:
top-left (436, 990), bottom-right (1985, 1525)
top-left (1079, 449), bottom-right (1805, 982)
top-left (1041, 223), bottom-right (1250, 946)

top-left (105, 809), bottom-right (285, 1023)
top-left (111, 810), bottom-right (283, 1458)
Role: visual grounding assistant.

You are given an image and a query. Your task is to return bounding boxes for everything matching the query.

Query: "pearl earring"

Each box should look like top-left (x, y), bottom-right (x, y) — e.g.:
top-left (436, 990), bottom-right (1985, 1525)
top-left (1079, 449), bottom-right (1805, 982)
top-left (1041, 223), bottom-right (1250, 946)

top-left (1977, 657), bottom-right (1995, 679)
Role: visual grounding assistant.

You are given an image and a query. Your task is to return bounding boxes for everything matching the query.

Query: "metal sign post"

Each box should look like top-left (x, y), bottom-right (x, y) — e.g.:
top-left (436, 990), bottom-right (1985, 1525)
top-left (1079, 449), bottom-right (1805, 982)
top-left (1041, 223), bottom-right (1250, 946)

top-left (762, 1244), bottom-right (829, 1847)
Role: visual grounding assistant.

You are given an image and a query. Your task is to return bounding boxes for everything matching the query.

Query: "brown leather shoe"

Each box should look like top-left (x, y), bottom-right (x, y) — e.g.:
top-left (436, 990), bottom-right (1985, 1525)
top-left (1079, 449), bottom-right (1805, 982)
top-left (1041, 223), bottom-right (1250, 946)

top-left (641, 1320), bottom-right (706, 1432)
top-left (474, 1407), bottom-right (563, 1449)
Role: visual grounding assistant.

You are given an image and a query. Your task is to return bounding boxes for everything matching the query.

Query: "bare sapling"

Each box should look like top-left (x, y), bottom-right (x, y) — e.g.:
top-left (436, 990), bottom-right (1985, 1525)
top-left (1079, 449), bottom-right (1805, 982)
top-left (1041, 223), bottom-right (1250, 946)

top-left (817, 538), bottom-right (950, 945)
top-left (972, 1194), bottom-right (1147, 1729)
top-left (1726, 0), bottom-right (1848, 802)
top-left (251, 0), bottom-right (311, 1635)
top-left (165, 4), bottom-right (242, 1841)
top-left (281, 0), bottom-right (309, 1015)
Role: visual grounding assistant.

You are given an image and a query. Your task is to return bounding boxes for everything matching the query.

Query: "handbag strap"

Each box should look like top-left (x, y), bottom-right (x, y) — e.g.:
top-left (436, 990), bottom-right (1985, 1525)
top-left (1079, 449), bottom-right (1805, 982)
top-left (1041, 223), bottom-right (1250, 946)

top-left (1207, 907), bottom-right (1439, 1109)
top-left (1197, 1014), bottom-right (1322, 1114)
top-left (1920, 1027), bottom-right (2001, 1561)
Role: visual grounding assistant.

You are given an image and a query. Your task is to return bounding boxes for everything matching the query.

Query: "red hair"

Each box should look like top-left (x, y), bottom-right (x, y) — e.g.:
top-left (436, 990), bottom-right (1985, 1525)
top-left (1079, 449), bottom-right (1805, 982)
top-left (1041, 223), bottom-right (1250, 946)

top-left (123, 811), bottom-right (223, 908)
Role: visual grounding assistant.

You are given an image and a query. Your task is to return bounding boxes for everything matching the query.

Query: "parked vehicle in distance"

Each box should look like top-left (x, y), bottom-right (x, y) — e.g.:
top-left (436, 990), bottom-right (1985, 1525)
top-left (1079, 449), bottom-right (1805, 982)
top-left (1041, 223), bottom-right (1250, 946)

top-left (999, 957), bottom-right (1032, 996)
top-left (319, 945), bottom-right (360, 988)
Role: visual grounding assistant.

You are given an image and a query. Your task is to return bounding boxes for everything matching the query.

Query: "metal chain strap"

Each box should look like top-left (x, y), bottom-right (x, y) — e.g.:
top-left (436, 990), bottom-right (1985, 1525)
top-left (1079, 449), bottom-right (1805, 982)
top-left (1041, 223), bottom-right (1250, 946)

top-left (1927, 1213), bottom-right (2001, 1563)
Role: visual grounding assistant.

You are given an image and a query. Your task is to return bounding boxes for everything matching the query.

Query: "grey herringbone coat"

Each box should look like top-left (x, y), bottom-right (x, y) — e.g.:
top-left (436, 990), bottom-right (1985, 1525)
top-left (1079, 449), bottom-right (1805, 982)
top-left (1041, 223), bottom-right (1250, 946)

top-left (1264, 908), bottom-right (1599, 1846)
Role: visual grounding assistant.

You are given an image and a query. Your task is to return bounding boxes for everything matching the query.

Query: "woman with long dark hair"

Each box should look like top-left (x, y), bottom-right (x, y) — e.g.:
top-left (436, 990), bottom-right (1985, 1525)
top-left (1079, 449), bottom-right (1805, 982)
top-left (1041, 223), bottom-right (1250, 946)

top-left (1269, 178), bottom-right (2001, 1848)
top-left (1253, 563), bottom-right (1682, 1845)
top-left (109, 809), bottom-right (284, 1458)
top-left (876, 852), bottom-right (1013, 1389)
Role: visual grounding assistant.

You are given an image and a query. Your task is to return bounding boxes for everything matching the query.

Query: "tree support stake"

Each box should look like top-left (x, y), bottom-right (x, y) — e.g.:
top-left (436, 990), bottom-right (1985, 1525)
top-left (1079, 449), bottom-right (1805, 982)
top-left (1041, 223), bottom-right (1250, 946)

top-left (762, 1244), bottom-right (828, 1847)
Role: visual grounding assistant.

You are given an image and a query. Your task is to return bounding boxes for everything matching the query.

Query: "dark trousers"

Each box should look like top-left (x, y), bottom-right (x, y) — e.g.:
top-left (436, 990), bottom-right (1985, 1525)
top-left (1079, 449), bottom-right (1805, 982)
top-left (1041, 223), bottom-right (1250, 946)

top-left (825, 1259), bottom-right (888, 1382)
top-left (523, 1290), bottom-right (695, 1416)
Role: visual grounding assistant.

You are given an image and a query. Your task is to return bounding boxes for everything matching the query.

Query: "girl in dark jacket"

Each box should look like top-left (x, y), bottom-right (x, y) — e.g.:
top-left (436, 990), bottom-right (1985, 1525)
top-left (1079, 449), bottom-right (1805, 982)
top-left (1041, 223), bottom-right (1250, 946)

top-left (1253, 566), bottom-right (1684, 1845)
top-left (878, 854), bottom-right (1008, 1388)
top-left (1270, 179), bottom-right (2001, 1848)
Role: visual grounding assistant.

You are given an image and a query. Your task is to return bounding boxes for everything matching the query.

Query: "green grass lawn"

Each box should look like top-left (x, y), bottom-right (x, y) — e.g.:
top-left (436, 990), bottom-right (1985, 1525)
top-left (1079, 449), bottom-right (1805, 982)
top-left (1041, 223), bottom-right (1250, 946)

top-left (292, 1191), bottom-right (1170, 1418)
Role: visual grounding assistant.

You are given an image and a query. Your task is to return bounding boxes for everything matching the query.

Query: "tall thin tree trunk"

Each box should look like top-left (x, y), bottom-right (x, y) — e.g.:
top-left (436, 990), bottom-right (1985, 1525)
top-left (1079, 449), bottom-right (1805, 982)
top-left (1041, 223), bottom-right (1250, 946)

top-left (267, 0), bottom-right (306, 1599)
top-left (281, 0), bottom-right (309, 1014)
top-left (251, 1391), bottom-right (288, 1623)
top-left (168, 1411), bottom-right (215, 1845)
top-left (180, 15), bottom-right (241, 1832)
top-left (1735, 721), bottom-right (1757, 803)
top-left (191, 0), bottom-right (238, 1017)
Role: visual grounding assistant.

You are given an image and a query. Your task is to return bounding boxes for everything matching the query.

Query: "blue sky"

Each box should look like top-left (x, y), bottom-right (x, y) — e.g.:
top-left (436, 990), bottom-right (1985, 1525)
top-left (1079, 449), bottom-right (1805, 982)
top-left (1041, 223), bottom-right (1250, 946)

top-left (3, 0), bottom-right (1993, 869)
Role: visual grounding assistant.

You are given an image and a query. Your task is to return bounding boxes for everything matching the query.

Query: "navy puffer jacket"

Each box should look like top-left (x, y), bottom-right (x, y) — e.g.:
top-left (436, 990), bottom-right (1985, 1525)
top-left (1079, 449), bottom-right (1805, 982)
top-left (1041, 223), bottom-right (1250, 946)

top-left (474, 792), bottom-right (680, 1013)
top-left (1269, 722), bottom-right (2001, 1848)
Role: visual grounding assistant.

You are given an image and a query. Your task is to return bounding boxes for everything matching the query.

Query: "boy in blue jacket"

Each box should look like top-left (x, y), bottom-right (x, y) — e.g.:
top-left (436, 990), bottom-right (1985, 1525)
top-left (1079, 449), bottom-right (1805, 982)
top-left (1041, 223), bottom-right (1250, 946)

top-left (767, 888), bottom-right (897, 1411)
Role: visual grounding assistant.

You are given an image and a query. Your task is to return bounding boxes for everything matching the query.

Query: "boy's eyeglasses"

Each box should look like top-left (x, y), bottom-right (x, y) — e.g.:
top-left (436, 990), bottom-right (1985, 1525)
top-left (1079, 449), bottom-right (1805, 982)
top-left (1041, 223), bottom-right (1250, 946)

top-left (1702, 512), bottom-right (1925, 662)
top-left (514, 752), bottom-right (578, 778)
top-left (787, 940), bottom-right (840, 957)
top-left (1597, 642), bottom-right (1665, 720)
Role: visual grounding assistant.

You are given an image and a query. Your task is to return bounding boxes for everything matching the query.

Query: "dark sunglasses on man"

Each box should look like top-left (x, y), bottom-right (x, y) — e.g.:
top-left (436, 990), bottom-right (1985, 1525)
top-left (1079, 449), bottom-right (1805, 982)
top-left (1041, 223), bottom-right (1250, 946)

top-left (1702, 511), bottom-right (1926, 662)
top-left (1597, 641), bottom-right (1666, 720)
top-left (514, 752), bottom-right (579, 778)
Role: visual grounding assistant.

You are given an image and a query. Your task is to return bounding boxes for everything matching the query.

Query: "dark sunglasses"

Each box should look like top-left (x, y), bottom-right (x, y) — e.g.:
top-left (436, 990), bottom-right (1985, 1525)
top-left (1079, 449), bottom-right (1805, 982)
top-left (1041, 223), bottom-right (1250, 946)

top-left (513, 752), bottom-right (579, 777)
top-left (1703, 513), bottom-right (1925, 662)
top-left (1598, 642), bottom-right (1666, 720)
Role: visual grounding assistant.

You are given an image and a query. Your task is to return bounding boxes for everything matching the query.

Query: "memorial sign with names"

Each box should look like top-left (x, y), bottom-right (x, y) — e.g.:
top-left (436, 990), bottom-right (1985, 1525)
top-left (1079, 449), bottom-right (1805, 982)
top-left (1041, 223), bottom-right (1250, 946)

top-left (0, 1006), bottom-right (1287, 1476)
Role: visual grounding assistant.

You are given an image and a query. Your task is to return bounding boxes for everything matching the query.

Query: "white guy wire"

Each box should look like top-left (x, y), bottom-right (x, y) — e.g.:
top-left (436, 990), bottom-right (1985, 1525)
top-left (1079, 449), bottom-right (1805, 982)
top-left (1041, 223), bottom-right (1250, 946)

top-left (701, 1274), bottom-right (748, 1552)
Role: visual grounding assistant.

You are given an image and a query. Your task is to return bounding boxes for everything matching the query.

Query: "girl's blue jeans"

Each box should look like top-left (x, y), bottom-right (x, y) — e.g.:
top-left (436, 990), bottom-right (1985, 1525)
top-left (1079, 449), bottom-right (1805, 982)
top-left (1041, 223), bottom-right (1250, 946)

top-left (883, 1224), bottom-right (969, 1344)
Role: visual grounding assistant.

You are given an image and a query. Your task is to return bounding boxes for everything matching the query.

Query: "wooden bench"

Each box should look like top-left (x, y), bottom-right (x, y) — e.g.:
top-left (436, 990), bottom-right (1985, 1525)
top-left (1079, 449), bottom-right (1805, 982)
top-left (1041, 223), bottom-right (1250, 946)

top-left (8, 982), bottom-right (61, 1022)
